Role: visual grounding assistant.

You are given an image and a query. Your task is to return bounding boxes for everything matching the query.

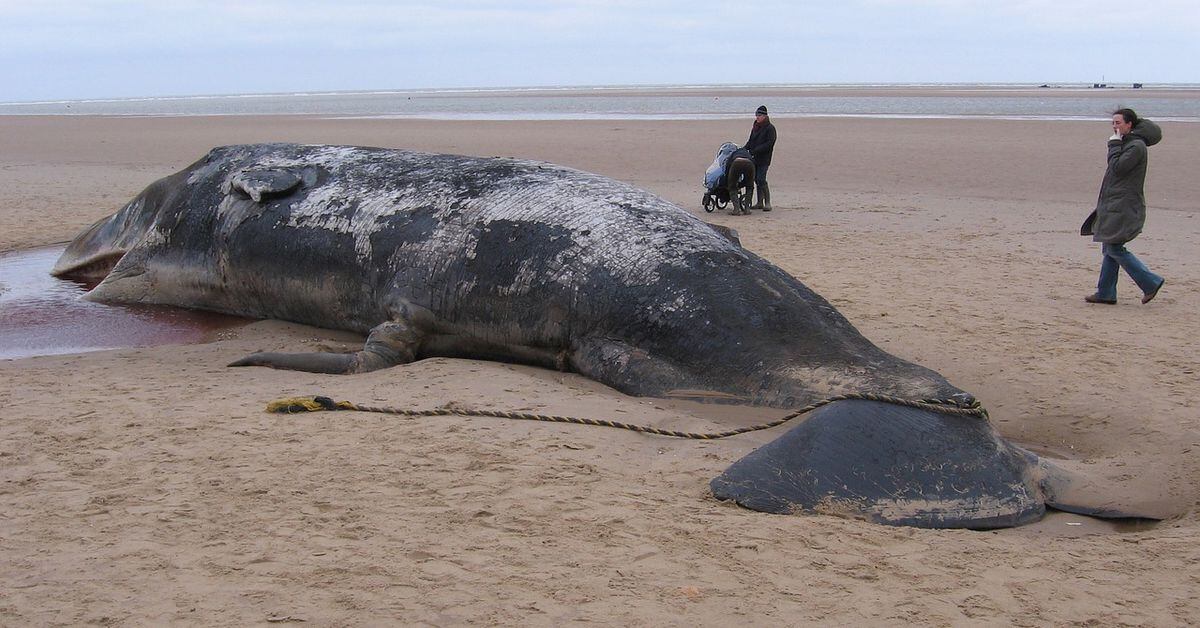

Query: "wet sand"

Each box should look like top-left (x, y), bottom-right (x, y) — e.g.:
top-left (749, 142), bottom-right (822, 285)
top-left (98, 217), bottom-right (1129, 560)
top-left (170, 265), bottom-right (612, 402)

top-left (1, 110), bottom-right (1198, 625)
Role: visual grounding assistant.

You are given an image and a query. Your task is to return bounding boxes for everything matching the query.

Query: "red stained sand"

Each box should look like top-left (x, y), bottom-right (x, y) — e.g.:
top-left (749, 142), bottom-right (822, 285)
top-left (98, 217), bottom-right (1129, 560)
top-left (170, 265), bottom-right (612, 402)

top-left (0, 246), bottom-right (250, 360)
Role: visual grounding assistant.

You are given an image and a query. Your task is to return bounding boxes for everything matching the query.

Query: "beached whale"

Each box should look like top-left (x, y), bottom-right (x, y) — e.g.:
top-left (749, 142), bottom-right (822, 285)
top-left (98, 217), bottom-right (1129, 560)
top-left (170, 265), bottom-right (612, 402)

top-left (52, 143), bottom-right (1151, 528)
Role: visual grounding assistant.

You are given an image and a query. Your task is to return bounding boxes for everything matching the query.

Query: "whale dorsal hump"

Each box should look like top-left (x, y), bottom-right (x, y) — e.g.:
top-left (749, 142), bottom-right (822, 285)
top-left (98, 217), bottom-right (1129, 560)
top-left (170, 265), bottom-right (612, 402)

top-left (705, 222), bottom-right (742, 247)
top-left (231, 169), bottom-right (303, 202)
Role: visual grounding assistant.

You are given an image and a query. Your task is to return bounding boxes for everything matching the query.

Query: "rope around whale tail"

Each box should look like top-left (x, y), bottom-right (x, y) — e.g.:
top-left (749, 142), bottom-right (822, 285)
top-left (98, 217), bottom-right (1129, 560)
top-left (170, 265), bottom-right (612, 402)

top-left (264, 393), bottom-right (988, 440)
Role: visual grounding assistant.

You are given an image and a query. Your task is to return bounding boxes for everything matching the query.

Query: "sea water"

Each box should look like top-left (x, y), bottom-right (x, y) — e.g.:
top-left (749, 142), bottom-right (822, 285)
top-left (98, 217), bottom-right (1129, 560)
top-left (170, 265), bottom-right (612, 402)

top-left (3, 83), bottom-right (1199, 121)
top-left (0, 246), bottom-right (248, 360)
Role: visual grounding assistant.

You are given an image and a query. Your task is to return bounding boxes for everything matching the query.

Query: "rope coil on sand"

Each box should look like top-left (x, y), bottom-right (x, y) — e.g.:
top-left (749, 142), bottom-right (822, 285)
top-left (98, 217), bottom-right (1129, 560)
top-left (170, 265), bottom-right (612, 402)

top-left (266, 393), bottom-right (988, 440)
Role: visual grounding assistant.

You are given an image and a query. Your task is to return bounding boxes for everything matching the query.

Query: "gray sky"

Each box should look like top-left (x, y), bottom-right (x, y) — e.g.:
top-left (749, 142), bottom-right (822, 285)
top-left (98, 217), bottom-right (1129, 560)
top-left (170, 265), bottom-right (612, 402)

top-left (2, 0), bottom-right (1197, 102)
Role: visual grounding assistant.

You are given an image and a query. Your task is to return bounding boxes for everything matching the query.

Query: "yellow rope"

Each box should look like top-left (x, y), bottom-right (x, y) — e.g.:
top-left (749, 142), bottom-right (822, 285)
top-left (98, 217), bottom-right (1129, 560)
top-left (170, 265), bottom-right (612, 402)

top-left (265, 393), bottom-right (988, 440)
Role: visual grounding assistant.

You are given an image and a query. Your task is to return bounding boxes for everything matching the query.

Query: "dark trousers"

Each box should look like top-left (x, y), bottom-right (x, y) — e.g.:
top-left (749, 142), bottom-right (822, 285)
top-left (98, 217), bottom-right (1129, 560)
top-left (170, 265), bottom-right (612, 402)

top-left (727, 158), bottom-right (755, 208)
top-left (754, 161), bottom-right (770, 186)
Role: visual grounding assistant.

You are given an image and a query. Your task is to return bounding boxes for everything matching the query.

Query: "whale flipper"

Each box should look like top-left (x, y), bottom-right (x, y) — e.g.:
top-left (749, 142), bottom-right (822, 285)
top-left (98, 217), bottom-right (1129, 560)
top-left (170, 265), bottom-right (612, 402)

top-left (229, 320), bottom-right (421, 374)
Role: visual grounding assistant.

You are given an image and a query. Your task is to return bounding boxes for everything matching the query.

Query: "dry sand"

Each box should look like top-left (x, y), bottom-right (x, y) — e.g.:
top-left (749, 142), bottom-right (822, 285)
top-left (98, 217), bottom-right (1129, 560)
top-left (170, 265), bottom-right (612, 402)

top-left (1, 109), bottom-right (1198, 625)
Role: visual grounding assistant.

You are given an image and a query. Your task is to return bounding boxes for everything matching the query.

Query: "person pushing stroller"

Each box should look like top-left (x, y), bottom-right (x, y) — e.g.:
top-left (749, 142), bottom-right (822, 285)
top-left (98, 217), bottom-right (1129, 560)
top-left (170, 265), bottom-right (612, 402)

top-left (743, 105), bottom-right (776, 211)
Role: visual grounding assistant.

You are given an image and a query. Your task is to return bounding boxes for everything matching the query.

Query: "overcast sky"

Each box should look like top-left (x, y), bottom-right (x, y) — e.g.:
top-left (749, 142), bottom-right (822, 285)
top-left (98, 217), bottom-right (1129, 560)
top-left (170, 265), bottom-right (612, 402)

top-left (2, 0), bottom-right (1197, 102)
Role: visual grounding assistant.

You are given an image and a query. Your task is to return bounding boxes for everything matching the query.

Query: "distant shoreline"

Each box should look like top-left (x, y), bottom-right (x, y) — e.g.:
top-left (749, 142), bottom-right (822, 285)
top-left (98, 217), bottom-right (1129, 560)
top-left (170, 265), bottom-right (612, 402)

top-left (6, 82), bottom-right (1200, 107)
top-left (3, 83), bottom-right (1199, 122)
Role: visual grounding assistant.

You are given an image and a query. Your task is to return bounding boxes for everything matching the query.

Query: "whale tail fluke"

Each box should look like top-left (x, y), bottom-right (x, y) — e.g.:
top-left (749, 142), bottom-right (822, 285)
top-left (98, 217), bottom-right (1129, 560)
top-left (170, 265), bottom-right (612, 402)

top-left (710, 398), bottom-right (1178, 529)
top-left (710, 399), bottom-right (1048, 529)
top-left (1036, 457), bottom-right (1175, 521)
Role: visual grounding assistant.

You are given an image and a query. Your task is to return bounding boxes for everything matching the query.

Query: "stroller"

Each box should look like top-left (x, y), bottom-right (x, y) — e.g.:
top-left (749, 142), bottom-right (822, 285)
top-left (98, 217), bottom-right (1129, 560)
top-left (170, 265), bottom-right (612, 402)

top-left (702, 142), bottom-right (755, 213)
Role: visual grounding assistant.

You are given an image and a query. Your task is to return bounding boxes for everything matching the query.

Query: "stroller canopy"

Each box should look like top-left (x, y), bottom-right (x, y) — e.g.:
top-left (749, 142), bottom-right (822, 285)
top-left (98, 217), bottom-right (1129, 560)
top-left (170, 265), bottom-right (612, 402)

top-left (704, 142), bottom-right (739, 190)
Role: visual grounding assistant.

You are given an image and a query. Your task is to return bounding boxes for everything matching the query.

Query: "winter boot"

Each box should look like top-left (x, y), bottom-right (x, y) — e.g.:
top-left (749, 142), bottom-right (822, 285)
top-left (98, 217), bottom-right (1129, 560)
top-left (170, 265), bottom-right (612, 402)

top-left (761, 182), bottom-right (772, 211)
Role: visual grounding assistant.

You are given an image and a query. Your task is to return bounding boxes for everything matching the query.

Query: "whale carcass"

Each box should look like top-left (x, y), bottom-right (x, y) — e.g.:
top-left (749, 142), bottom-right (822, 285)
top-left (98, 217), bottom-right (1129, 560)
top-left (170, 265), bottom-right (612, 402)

top-left (52, 143), bottom-right (1152, 528)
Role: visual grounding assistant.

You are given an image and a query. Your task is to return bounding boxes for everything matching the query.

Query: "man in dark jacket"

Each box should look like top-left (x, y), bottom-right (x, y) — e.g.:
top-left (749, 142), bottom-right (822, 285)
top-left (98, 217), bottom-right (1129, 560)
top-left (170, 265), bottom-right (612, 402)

top-left (743, 105), bottom-right (776, 210)
top-left (1081, 108), bottom-right (1165, 305)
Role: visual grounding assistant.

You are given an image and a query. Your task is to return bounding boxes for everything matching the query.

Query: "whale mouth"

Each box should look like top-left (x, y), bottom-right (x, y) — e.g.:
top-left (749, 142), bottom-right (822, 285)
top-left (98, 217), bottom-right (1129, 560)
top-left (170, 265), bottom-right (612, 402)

top-left (50, 249), bottom-right (126, 283)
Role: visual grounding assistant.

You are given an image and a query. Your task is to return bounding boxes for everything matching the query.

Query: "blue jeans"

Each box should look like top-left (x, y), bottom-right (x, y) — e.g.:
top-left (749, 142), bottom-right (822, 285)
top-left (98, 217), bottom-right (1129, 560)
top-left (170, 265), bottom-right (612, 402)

top-left (1096, 243), bottom-right (1162, 300)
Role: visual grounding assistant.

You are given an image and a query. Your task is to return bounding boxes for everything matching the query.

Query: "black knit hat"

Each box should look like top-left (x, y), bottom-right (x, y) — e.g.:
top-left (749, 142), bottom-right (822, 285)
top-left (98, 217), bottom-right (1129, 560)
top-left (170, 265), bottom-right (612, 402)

top-left (755, 105), bottom-right (768, 115)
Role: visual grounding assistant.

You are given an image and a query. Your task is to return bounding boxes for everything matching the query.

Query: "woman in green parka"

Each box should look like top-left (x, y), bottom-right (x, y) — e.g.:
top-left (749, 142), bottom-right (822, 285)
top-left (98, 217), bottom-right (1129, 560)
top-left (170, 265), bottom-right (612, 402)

top-left (1082, 108), bottom-right (1166, 305)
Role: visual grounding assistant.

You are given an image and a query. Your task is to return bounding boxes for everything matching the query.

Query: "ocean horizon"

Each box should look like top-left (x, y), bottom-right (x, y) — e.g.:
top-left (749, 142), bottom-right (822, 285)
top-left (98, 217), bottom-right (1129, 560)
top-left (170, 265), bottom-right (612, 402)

top-left (4, 83), bottom-right (1199, 122)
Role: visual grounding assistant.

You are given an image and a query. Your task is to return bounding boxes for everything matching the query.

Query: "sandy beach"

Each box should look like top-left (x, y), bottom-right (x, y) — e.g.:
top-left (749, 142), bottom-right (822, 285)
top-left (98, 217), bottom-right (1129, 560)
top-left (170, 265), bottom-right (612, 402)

top-left (2, 107), bottom-right (1198, 625)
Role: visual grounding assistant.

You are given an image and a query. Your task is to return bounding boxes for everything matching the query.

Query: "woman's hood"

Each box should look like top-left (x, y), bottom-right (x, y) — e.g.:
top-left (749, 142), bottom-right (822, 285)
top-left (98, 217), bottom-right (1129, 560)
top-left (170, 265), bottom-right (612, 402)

top-left (1132, 118), bottom-right (1163, 147)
